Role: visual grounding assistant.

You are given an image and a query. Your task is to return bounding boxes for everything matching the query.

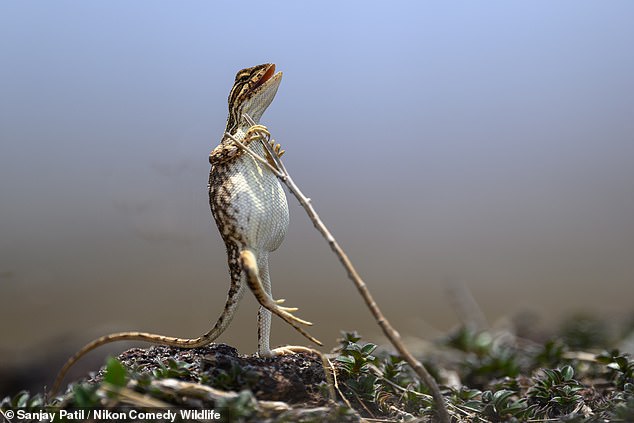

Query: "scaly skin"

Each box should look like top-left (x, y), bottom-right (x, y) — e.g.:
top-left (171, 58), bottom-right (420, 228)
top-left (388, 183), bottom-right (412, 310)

top-left (208, 64), bottom-right (319, 355)
top-left (50, 63), bottom-right (319, 397)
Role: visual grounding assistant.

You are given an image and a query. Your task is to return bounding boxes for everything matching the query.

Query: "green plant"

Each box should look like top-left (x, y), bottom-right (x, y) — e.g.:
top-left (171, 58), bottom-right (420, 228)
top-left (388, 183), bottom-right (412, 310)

top-left (0, 390), bottom-right (44, 410)
top-left (215, 389), bottom-right (256, 423)
top-left (335, 332), bottom-right (436, 418)
top-left (103, 356), bottom-right (128, 387)
top-left (606, 384), bottom-right (634, 420)
top-left (208, 361), bottom-right (260, 392)
top-left (526, 365), bottom-right (585, 418)
top-left (480, 389), bottom-right (527, 421)
top-left (70, 383), bottom-right (100, 408)
top-left (68, 357), bottom-right (126, 407)
top-left (445, 326), bottom-right (522, 388)
top-left (596, 350), bottom-right (634, 390)
top-left (336, 341), bottom-right (378, 376)
top-left (336, 338), bottom-right (380, 402)
top-left (151, 358), bottom-right (195, 380)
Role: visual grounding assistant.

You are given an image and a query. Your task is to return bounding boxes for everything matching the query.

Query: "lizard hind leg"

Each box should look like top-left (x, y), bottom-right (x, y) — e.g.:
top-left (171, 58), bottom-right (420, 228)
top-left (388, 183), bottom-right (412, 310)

top-left (239, 249), bottom-right (322, 356)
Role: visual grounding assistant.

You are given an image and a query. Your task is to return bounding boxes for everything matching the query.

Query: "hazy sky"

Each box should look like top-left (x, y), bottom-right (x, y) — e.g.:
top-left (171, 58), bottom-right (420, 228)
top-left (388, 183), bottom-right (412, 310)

top-left (1, 2), bottom-right (633, 368)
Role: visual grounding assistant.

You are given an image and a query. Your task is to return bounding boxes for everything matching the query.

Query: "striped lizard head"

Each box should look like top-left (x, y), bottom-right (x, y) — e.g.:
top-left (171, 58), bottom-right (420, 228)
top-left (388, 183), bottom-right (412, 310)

top-left (226, 63), bottom-right (282, 134)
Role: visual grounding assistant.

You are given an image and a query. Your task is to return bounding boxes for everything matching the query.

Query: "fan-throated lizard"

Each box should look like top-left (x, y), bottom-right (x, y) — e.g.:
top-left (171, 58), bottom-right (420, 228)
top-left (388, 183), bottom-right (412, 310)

top-left (51, 63), bottom-right (320, 395)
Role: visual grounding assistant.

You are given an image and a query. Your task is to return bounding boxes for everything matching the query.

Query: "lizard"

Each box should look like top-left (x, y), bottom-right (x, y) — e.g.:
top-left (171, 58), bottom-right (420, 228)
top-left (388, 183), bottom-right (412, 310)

top-left (50, 63), bottom-right (321, 396)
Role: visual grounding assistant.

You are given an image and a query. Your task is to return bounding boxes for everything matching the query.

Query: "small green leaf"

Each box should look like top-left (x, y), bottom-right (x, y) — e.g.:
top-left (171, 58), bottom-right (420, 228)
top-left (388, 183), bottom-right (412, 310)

top-left (344, 341), bottom-right (358, 349)
top-left (550, 396), bottom-right (563, 404)
top-left (482, 390), bottom-right (492, 402)
top-left (15, 391), bottom-right (29, 408)
top-left (561, 365), bottom-right (574, 381)
top-left (493, 389), bottom-right (515, 403)
top-left (72, 384), bottom-right (98, 407)
top-left (608, 362), bottom-right (621, 370)
top-left (336, 355), bottom-right (355, 364)
top-left (361, 343), bottom-right (377, 355)
top-left (104, 357), bottom-right (127, 387)
top-left (596, 352), bottom-right (613, 364)
top-left (462, 388), bottom-right (482, 400)
top-left (615, 357), bottom-right (629, 370)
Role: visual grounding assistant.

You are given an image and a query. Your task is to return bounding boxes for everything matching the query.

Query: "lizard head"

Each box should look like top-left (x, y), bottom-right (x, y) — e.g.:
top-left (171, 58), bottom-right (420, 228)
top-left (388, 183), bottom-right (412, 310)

top-left (226, 63), bottom-right (282, 134)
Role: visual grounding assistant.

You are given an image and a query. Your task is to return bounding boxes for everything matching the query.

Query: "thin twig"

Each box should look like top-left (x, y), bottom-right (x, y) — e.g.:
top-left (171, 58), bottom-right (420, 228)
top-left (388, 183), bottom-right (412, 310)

top-left (327, 356), bottom-right (355, 410)
top-left (223, 132), bottom-right (284, 178)
top-left (239, 113), bottom-right (450, 423)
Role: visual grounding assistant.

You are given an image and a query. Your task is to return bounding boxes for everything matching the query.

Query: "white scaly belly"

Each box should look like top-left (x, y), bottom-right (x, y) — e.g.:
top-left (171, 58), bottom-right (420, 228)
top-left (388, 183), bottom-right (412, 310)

top-left (224, 141), bottom-right (289, 252)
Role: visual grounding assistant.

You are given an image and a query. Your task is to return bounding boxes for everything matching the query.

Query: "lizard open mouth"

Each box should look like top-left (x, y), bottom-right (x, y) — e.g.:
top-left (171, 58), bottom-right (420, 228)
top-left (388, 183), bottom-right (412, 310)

top-left (253, 64), bottom-right (276, 91)
top-left (234, 63), bottom-right (282, 123)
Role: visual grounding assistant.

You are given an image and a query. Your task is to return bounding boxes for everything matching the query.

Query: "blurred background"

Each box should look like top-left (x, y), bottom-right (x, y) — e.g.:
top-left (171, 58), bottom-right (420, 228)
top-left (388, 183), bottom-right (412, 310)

top-left (1, 1), bottom-right (633, 396)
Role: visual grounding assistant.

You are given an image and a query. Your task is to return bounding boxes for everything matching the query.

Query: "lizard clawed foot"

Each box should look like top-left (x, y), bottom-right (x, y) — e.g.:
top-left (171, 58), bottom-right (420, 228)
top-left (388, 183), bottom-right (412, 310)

top-left (270, 345), bottom-right (321, 356)
top-left (268, 141), bottom-right (285, 158)
top-left (244, 124), bottom-right (270, 143)
top-left (244, 124), bottom-right (284, 166)
top-left (274, 297), bottom-right (299, 312)
top-left (213, 125), bottom-right (283, 166)
top-left (263, 140), bottom-right (285, 169)
top-left (240, 250), bottom-right (322, 346)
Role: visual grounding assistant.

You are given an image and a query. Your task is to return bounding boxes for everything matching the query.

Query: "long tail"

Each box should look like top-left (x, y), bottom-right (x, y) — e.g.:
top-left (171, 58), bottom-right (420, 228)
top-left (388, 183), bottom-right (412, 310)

top-left (49, 331), bottom-right (204, 396)
top-left (50, 258), bottom-right (246, 396)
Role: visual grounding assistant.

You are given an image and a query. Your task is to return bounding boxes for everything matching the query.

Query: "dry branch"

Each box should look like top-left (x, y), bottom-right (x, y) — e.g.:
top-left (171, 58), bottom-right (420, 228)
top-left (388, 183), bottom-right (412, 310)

top-left (230, 114), bottom-right (450, 423)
